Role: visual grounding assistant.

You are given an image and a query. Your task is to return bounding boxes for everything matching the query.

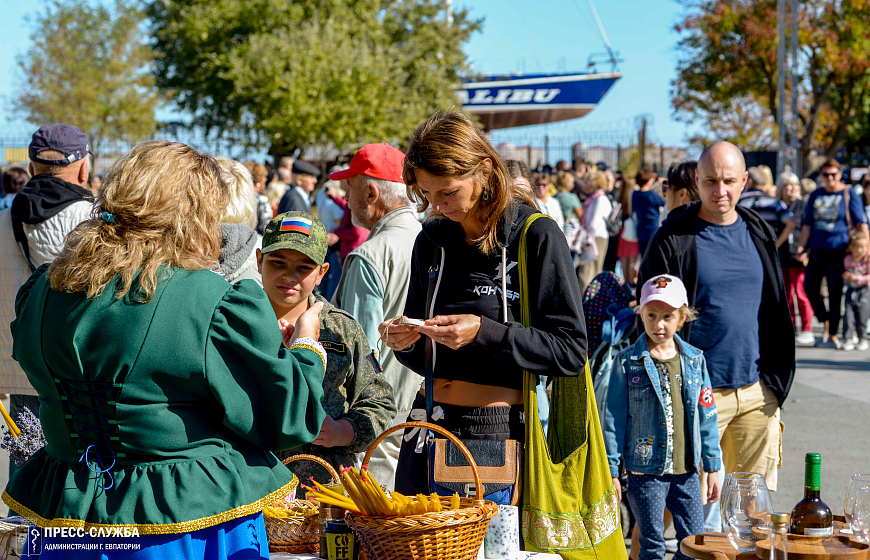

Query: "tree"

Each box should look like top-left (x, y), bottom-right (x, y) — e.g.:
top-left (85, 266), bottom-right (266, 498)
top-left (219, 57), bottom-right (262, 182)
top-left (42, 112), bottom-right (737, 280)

top-left (15, 0), bottom-right (158, 159)
top-left (147, 0), bottom-right (481, 158)
top-left (684, 94), bottom-right (777, 152)
top-left (671, 0), bottom-right (870, 173)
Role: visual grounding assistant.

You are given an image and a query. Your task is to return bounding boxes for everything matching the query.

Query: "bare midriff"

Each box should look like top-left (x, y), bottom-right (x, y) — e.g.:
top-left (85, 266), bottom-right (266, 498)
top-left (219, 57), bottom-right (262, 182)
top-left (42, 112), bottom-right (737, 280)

top-left (420, 378), bottom-right (523, 407)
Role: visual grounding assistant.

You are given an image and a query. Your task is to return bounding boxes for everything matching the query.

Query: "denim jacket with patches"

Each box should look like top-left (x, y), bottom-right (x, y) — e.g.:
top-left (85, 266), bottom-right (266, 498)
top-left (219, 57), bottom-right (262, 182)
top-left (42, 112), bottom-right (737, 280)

top-left (602, 333), bottom-right (721, 477)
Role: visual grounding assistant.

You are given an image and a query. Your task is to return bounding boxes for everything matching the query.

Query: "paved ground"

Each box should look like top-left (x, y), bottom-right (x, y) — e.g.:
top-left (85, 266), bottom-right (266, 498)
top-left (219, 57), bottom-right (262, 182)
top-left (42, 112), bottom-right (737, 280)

top-left (777, 339), bottom-right (870, 514)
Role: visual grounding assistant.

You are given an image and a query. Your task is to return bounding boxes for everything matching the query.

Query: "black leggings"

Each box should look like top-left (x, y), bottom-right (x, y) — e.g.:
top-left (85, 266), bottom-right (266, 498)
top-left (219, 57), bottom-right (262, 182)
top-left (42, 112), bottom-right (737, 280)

top-left (394, 393), bottom-right (524, 496)
top-left (804, 248), bottom-right (847, 336)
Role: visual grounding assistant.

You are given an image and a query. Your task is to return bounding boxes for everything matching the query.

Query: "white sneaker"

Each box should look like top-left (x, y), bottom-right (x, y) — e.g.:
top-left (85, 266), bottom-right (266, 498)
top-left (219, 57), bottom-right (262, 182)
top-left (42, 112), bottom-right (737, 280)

top-left (843, 342), bottom-right (856, 351)
top-left (795, 331), bottom-right (816, 345)
top-left (859, 340), bottom-right (870, 351)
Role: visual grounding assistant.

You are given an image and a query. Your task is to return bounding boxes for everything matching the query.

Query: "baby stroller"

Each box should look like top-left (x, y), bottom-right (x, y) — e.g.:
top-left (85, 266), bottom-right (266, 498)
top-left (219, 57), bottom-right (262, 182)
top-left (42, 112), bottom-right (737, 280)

top-left (581, 271), bottom-right (639, 538)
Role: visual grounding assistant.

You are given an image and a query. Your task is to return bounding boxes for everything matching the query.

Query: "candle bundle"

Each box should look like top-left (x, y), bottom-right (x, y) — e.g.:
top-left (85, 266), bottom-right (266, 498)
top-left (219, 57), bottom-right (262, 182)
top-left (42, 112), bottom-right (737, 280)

top-left (0, 406), bottom-right (46, 466)
top-left (305, 466), bottom-right (462, 516)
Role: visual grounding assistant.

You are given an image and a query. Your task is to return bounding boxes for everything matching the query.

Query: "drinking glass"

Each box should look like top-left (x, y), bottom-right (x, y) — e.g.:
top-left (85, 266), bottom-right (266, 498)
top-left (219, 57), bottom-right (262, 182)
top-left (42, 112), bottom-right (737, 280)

top-left (721, 473), bottom-right (767, 533)
top-left (845, 474), bottom-right (870, 532)
top-left (853, 488), bottom-right (870, 544)
top-left (722, 480), bottom-right (773, 552)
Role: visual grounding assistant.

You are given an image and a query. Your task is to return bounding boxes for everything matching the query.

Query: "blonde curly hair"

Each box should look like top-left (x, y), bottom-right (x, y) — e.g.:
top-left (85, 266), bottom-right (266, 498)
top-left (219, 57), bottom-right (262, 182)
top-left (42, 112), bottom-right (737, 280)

top-left (47, 141), bottom-right (227, 302)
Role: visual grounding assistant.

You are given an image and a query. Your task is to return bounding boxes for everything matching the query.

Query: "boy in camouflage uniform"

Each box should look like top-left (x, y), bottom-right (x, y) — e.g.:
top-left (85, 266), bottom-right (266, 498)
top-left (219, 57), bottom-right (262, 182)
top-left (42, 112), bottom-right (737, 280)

top-left (257, 212), bottom-right (397, 493)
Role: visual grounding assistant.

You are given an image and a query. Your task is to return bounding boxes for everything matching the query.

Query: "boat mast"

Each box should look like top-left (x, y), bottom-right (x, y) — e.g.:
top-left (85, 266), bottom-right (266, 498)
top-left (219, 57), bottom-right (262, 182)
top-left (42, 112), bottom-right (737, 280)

top-left (583, 0), bottom-right (621, 71)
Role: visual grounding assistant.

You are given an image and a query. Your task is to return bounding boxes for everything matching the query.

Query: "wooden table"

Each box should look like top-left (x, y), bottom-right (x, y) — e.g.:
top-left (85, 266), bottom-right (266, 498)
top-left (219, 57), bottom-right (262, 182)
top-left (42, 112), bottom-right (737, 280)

top-left (681, 529), bottom-right (869, 560)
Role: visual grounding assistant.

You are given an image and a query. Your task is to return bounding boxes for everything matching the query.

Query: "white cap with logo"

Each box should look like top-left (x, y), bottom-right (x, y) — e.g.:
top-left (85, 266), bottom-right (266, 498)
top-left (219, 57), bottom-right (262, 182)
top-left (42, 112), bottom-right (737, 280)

top-left (639, 274), bottom-right (689, 310)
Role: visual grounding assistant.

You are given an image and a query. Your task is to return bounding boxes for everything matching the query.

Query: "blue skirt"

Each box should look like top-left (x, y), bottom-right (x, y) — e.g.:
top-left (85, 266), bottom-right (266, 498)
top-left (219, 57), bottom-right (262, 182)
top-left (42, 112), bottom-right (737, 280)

top-left (23, 512), bottom-right (270, 560)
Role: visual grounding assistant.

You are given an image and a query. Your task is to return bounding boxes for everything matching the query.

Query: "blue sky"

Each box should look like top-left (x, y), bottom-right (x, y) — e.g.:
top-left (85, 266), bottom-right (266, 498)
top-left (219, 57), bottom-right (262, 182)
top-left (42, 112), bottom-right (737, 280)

top-left (0, 0), bottom-right (692, 151)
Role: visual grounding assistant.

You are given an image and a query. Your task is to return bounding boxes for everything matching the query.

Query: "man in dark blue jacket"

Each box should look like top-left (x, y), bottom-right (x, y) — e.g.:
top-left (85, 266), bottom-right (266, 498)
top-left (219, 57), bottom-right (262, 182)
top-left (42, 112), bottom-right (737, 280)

top-left (638, 141), bottom-right (795, 530)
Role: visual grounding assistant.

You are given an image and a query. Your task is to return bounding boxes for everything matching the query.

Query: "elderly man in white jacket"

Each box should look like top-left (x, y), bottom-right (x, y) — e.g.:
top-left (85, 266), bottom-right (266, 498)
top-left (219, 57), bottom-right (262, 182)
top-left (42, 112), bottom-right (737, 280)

top-left (0, 124), bottom-right (94, 486)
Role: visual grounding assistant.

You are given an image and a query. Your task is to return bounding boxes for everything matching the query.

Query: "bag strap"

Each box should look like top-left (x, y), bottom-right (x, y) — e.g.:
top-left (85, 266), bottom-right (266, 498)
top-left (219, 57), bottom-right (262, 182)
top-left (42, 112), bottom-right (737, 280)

top-left (519, 213), bottom-right (548, 327)
top-left (11, 216), bottom-right (37, 273)
top-left (423, 246), bottom-right (444, 422)
top-left (844, 187), bottom-right (854, 232)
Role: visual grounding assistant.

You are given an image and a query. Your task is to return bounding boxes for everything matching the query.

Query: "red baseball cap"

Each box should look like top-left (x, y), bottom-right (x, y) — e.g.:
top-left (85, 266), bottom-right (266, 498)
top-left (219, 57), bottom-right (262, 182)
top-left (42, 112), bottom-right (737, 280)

top-left (329, 143), bottom-right (405, 183)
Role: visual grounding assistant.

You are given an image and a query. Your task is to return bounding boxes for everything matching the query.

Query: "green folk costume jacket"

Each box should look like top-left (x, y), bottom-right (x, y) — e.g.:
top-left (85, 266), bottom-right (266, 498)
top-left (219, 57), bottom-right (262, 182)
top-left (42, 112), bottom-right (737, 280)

top-left (3, 266), bottom-right (327, 534)
top-left (279, 295), bottom-right (396, 491)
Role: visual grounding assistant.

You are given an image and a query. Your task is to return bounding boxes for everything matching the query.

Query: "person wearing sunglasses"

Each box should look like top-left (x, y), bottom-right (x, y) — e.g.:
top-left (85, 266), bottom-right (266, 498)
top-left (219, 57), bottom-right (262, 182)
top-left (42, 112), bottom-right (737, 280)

top-left (796, 159), bottom-right (869, 348)
top-left (533, 175), bottom-right (565, 232)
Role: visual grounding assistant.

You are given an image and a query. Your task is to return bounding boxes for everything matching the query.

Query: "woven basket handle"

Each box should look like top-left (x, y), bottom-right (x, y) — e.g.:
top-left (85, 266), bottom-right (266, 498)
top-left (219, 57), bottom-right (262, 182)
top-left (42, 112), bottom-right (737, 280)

top-left (361, 421), bottom-right (485, 505)
top-left (283, 453), bottom-right (340, 485)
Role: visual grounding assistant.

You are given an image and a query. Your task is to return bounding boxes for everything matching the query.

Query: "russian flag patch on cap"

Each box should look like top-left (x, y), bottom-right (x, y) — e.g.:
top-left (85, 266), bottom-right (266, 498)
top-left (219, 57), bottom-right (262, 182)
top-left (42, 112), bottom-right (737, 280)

top-left (280, 216), bottom-right (313, 234)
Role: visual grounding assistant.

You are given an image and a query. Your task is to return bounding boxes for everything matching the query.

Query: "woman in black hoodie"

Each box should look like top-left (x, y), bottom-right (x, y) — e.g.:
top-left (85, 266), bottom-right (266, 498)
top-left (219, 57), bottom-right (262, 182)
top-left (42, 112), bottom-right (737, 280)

top-left (379, 112), bottom-right (588, 499)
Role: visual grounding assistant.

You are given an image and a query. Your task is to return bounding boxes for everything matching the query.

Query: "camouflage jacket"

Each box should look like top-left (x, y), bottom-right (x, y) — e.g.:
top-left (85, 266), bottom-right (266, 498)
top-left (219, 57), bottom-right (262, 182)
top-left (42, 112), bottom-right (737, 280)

top-left (278, 294), bottom-right (397, 493)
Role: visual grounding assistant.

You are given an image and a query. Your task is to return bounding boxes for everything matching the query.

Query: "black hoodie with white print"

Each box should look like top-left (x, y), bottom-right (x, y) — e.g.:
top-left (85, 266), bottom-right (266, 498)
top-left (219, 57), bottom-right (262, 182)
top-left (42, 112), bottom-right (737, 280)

top-left (395, 202), bottom-right (588, 390)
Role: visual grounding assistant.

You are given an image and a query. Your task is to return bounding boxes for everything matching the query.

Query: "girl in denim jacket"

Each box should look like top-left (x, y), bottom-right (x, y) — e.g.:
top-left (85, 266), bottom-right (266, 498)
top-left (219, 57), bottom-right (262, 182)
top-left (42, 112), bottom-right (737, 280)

top-left (603, 274), bottom-right (721, 560)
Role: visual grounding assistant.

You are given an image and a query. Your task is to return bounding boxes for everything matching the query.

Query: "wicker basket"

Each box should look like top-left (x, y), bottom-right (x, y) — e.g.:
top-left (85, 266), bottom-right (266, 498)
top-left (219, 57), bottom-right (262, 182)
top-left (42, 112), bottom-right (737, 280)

top-left (264, 453), bottom-right (340, 554)
top-left (345, 422), bottom-right (499, 560)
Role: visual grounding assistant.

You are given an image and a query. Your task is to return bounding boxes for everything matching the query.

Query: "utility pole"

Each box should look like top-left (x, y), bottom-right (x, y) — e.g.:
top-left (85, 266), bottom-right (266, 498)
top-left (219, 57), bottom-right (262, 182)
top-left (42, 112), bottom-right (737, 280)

top-left (789, 0), bottom-right (800, 177)
top-left (638, 118), bottom-right (647, 170)
top-left (777, 0), bottom-right (786, 178)
top-left (777, 0), bottom-right (802, 177)
top-left (544, 135), bottom-right (550, 167)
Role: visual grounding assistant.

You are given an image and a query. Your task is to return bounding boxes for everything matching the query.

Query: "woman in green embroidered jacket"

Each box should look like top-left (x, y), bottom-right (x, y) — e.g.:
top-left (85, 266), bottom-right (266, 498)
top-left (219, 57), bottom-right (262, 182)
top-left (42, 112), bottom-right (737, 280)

top-left (5, 141), bottom-right (327, 560)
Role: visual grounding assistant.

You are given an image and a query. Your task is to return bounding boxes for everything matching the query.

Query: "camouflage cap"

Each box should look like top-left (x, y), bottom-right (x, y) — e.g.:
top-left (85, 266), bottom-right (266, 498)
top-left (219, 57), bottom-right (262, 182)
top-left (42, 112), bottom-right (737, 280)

top-left (261, 211), bottom-right (328, 265)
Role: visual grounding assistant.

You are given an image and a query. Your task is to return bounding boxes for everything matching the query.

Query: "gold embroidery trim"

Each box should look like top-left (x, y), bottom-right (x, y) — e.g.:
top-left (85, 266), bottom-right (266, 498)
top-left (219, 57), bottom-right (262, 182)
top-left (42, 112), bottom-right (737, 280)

top-left (1, 476), bottom-right (298, 535)
top-left (290, 340), bottom-right (327, 376)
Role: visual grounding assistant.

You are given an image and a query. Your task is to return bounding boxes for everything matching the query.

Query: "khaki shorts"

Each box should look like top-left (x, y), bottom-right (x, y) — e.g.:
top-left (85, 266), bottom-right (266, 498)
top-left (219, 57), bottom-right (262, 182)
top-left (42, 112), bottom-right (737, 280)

top-left (709, 381), bottom-right (783, 492)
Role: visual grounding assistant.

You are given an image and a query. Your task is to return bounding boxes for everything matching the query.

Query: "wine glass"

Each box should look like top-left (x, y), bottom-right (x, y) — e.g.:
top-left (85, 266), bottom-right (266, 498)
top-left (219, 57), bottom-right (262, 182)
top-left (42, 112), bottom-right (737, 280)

top-left (720, 473), bottom-right (767, 532)
top-left (722, 480), bottom-right (773, 552)
top-left (845, 474), bottom-right (870, 532)
top-left (852, 488), bottom-right (870, 544)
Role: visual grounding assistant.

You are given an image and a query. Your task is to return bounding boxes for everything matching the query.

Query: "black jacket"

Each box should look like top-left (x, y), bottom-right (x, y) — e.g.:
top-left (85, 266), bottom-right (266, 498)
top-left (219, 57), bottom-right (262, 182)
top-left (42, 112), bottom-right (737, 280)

top-left (637, 202), bottom-right (795, 407)
top-left (277, 187), bottom-right (309, 215)
top-left (395, 202), bottom-right (588, 390)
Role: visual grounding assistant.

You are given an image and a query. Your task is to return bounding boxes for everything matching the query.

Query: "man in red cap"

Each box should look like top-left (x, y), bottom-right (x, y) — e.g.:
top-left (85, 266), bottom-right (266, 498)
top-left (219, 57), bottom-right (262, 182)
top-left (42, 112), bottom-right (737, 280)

top-left (331, 143), bottom-right (421, 491)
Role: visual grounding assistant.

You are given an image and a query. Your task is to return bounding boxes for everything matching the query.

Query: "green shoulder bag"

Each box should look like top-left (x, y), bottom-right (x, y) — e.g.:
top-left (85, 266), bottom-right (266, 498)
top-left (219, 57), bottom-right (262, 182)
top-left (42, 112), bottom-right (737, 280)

top-left (518, 213), bottom-right (627, 559)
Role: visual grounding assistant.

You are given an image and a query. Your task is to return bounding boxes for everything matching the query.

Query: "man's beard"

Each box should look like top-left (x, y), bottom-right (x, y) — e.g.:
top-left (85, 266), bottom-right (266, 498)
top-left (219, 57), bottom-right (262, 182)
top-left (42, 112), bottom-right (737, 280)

top-left (351, 210), bottom-right (368, 229)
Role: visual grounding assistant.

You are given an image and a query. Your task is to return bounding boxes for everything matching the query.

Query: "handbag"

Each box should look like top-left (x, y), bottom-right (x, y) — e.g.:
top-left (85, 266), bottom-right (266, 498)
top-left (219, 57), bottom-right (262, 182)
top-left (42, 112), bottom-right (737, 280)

top-left (604, 203), bottom-right (623, 237)
top-left (422, 244), bottom-right (522, 506)
top-left (518, 215), bottom-right (626, 559)
top-left (620, 214), bottom-right (638, 242)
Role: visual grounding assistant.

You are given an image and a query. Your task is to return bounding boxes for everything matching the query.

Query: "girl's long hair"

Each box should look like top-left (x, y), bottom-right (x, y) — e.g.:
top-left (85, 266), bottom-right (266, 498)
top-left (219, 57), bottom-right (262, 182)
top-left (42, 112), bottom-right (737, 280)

top-left (47, 141), bottom-right (227, 302)
top-left (403, 112), bottom-right (537, 255)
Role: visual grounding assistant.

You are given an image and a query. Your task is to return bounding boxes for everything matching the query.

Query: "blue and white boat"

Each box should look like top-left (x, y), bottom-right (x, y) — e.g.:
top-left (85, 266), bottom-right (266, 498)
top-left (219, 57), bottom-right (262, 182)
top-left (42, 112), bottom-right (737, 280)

top-left (459, 71), bottom-right (621, 130)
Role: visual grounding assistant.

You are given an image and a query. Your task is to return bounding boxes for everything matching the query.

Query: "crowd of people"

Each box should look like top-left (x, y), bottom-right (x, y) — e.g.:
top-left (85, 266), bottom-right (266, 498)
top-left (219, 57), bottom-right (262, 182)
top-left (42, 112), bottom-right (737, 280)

top-left (521, 151), bottom-right (870, 353)
top-left (0, 118), bottom-right (865, 560)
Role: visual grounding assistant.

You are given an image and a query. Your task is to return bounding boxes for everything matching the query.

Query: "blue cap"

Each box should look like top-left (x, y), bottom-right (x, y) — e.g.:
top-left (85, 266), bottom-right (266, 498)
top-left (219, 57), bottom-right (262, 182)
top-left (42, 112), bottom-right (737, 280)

top-left (29, 124), bottom-right (92, 166)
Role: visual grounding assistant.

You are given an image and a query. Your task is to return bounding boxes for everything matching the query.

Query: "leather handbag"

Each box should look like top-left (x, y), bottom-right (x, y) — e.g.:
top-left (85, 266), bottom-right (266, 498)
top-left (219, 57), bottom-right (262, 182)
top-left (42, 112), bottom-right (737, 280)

top-left (428, 438), bottom-right (522, 506)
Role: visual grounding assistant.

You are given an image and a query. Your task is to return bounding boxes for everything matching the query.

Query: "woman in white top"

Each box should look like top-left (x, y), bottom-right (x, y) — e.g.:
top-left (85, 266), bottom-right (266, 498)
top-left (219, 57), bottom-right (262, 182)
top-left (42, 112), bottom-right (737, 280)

top-left (577, 170), bottom-right (613, 292)
top-left (533, 175), bottom-right (565, 232)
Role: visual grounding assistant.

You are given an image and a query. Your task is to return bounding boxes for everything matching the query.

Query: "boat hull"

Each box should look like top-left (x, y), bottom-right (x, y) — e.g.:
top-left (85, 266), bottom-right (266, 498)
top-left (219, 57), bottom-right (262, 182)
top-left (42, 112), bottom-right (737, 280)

top-left (459, 72), bottom-right (620, 130)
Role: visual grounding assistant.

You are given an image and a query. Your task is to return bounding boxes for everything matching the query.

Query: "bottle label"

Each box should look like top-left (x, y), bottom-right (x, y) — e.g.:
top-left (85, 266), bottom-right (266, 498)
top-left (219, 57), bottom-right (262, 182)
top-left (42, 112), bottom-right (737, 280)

top-left (802, 527), bottom-right (833, 537)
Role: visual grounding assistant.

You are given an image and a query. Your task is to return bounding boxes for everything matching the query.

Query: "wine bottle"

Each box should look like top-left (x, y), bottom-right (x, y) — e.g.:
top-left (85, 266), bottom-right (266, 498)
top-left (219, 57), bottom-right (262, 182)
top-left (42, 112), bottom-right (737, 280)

top-left (789, 453), bottom-right (833, 536)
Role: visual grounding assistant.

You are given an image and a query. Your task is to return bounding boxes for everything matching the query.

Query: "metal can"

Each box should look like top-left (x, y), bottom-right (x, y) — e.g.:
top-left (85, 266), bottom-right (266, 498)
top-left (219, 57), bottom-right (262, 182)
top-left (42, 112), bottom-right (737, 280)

top-left (325, 519), bottom-right (358, 560)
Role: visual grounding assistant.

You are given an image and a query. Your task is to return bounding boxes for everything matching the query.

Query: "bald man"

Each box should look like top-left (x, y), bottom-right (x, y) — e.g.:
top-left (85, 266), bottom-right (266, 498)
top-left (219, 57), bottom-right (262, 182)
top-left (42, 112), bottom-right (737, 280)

top-left (637, 142), bottom-right (794, 527)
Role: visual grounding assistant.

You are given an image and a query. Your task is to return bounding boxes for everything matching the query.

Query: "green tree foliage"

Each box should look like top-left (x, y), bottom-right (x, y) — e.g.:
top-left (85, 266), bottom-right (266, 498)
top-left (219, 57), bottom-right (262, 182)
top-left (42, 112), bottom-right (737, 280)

top-left (147, 0), bottom-right (481, 156)
top-left (671, 0), bottom-right (870, 170)
top-left (16, 0), bottom-right (158, 158)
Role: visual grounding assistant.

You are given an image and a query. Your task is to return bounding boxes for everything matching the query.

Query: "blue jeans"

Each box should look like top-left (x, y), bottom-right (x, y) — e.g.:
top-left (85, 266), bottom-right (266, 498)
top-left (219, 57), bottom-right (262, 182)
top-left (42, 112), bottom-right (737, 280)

top-left (627, 472), bottom-right (704, 560)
